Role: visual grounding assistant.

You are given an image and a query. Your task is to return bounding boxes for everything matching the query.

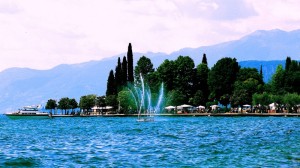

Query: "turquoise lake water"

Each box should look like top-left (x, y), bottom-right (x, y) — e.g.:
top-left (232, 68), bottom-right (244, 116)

top-left (0, 115), bottom-right (300, 167)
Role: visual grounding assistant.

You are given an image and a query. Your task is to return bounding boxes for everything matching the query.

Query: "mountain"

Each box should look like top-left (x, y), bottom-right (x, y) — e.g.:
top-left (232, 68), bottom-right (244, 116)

top-left (166, 29), bottom-right (300, 67)
top-left (239, 60), bottom-right (285, 82)
top-left (0, 29), bottom-right (299, 113)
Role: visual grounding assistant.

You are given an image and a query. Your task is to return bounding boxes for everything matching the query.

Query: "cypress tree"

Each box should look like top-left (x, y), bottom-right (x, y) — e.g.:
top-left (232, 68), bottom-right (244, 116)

top-left (260, 65), bottom-right (263, 76)
top-left (285, 57), bottom-right (292, 71)
top-left (115, 57), bottom-right (122, 91)
top-left (106, 70), bottom-right (116, 96)
top-left (127, 43), bottom-right (134, 83)
top-left (202, 53), bottom-right (207, 64)
top-left (260, 65), bottom-right (263, 83)
top-left (121, 56), bottom-right (128, 85)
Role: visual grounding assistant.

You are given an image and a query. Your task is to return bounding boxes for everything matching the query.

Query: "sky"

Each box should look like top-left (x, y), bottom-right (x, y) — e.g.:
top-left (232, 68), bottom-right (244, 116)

top-left (1, 0), bottom-right (300, 72)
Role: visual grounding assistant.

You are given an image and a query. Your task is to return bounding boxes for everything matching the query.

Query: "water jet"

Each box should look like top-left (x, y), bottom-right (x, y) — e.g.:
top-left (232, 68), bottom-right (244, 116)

top-left (128, 74), bottom-right (164, 122)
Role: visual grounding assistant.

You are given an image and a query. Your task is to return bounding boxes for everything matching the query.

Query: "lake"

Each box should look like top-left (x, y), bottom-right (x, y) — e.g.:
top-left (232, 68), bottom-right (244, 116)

top-left (0, 115), bottom-right (300, 167)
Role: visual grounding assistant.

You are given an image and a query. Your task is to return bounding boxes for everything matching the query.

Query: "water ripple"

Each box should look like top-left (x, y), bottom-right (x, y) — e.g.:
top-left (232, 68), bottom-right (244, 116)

top-left (0, 116), bottom-right (300, 167)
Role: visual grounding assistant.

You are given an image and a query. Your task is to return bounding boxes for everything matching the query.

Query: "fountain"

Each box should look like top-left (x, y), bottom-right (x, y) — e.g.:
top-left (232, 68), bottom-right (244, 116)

top-left (128, 74), bottom-right (164, 122)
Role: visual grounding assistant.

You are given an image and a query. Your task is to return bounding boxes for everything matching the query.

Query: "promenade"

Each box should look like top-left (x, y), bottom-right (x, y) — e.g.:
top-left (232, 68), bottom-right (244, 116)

top-left (50, 113), bottom-right (300, 118)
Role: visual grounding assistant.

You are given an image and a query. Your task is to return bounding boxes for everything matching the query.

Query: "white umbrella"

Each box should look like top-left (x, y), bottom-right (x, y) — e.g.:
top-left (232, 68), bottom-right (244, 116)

top-left (198, 105), bottom-right (205, 109)
top-left (210, 105), bottom-right (219, 110)
top-left (165, 106), bottom-right (175, 110)
top-left (91, 106), bottom-right (99, 110)
top-left (181, 104), bottom-right (193, 108)
top-left (106, 106), bottom-right (113, 109)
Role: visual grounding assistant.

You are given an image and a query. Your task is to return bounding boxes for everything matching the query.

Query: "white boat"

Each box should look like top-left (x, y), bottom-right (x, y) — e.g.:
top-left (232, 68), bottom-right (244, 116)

top-left (5, 105), bottom-right (50, 119)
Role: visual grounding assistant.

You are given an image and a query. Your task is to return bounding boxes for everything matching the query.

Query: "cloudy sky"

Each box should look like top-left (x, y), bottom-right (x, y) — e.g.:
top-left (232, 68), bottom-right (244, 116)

top-left (1, 0), bottom-right (300, 71)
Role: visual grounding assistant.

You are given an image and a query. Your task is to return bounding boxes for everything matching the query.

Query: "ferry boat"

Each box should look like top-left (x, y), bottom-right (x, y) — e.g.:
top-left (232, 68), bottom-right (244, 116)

top-left (5, 105), bottom-right (50, 119)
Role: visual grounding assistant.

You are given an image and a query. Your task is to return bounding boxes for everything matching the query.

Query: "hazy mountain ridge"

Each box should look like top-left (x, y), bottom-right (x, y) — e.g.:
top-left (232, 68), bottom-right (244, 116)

top-left (238, 60), bottom-right (285, 82)
top-left (0, 29), bottom-right (299, 113)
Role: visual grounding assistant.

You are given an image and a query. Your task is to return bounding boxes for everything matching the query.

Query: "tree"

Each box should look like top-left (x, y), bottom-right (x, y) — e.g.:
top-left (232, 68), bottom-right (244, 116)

top-left (173, 56), bottom-right (196, 102)
top-left (231, 78), bottom-right (260, 107)
top-left (260, 65), bottom-right (263, 79)
top-left (106, 70), bottom-right (116, 96)
top-left (283, 93), bottom-right (300, 113)
top-left (231, 68), bottom-right (264, 107)
top-left (105, 95), bottom-right (118, 110)
top-left (195, 63), bottom-right (209, 104)
top-left (127, 43), bottom-right (134, 83)
top-left (252, 93), bottom-right (272, 113)
top-left (191, 90), bottom-right (205, 106)
top-left (271, 94), bottom-right (284, 113)
top-left (230, 87), bottom-right (249, 108)
top-left (146, 71), bottom-right (161, 94)
top-left (237, 68), bottom-right (263, 85)
top-left (118, 90), bottom-right (136, 114)
top-left (69, 98), bottom-right (78, 114)
top-left (134, 56), bottom-right (154, 81)
top-left (96, 96), bottom-right (106, 115)
top-left (208, 57), bottom-right (239, 106)
top-left (285, 71), bottom-right (300, 94)
top-left (121, 56), bottom-right (128, 86)
top-left (284, 59), bottom-right (300, 94)
top-left (58, 97), bottom-right (70, 115)
top-left (166, 90), bottom-right (186, 106)
top-left (285, 57), bottom-right (292, 72)
top-left (219, 94), bottom-right (230, 109)
top-left (202, 53), bottom-right (207, 64)
top-left (271, 65), bottom-right (285, 94)
top-left (79, 94), bottom-right (96, 114)
top-left (157, 59), bottom-right (176, 91)
top-left (45, 99), bottom-right (57, 114)
top-left (115, 57), bottom-right (122, 92)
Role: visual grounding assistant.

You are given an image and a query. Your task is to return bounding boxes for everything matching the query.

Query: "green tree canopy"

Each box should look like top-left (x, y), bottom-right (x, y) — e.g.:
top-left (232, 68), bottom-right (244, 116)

top-left (166, 90), bottom-right (186, 106)
top-left (271, 65), bottom-right (285, 94)
top-left (284, 59), bottom-right (300, 94)
top-left (105, 95), bottom-right (118, 109)
top-left (173, 56), bottom-right (195, 102)
top-left (208, 57), bottom-right (239, 106)
top-left (157, 59), bottom-right (175, 91)
top-left (45, 99), bottom-right (57, 113)
top-left (96, 96), bottom-right (106, 107)
top-left (283, 93), bottom-right (300, 113)
top-left (118, 90), bottom-right (136, 114)
top-left (231, 68), bottom-right (264, 107)
top-left (69, 98), bottom-right (78, 114)
top-left (134, 56), bottom-right (154, 81)
top-left (58, 97), bottom-right (70, 114)
top-left (252, 92), bottom-right (272, 106)
top-left (79, 94), bottom-right (96, 113)
top-left (194, 63), bottom-right (209, 104)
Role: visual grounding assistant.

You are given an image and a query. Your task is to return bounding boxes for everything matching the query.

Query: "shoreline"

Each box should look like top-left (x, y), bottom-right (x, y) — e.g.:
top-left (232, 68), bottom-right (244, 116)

top-left (48, 113), bottom-right (300, 118)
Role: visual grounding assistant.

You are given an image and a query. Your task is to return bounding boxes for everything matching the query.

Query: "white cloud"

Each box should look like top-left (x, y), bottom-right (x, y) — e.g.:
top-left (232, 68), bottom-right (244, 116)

top-left (0, 0), bottom-right (300, 71)
top-left (0, 1), bottom-right (20, 14)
